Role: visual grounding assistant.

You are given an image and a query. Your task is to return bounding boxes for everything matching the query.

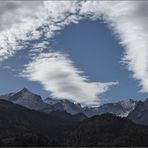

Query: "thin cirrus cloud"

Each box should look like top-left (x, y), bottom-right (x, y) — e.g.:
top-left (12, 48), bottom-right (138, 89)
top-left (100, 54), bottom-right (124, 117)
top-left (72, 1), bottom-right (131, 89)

top-left (0, 1), bottom-right (148, 105)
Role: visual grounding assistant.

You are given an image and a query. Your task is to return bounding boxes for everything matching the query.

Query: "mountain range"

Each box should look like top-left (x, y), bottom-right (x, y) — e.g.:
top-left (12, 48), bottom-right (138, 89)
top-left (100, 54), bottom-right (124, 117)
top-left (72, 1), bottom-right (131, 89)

top-left (0, 88), bottom-right (148, 146)
top-left (0, 88), bottom-right (148, 125)
top-left (0, 99), bottom-right (148, 146)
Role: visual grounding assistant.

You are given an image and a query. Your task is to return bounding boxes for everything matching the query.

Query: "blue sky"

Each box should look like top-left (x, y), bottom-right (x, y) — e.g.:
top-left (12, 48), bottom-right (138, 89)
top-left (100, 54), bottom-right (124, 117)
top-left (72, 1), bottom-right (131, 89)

top-left (0, 1), bottom-right (148, 106)
top-left (52, 19), bottom-right (148, 103)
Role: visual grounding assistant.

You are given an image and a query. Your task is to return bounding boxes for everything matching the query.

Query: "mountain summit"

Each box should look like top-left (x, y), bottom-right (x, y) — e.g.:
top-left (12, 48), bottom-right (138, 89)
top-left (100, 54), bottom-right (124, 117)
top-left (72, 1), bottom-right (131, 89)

top-left (0, 88), bottom-right (53, 112)
top-left (20, 87), bottom-right (29, 93)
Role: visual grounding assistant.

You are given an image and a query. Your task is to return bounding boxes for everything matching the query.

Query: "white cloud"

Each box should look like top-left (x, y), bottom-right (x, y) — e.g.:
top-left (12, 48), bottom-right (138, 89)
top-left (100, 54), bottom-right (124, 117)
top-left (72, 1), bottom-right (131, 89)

top-left (1, 1), bottom-right (148, 105)
top-left (0, 1), bottom-right (45, 61)
top-left (22, 52), bottom-right (118, 106)
top-left (0, 1), bottom-right (81, 61)
top-left (80, 1), bottom-right (148, 92)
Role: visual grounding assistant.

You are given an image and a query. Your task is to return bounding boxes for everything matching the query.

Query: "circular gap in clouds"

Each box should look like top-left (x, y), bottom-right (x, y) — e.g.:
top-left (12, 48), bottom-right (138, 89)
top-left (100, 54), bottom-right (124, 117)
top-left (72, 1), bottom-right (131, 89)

top-left (50, 19), bottom-right (123, 81)
top-left (32, 1), bottom-right (148, 103)
top-left (22, 14), bottom-right (122, 106)
top-left (49, 18), bottom-right (145, 104)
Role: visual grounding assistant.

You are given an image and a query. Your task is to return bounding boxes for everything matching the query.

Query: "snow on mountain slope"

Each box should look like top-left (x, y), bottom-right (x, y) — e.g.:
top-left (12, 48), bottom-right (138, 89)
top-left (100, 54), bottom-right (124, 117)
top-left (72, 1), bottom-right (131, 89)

top-left (92, 99), bottom-right (137, 117)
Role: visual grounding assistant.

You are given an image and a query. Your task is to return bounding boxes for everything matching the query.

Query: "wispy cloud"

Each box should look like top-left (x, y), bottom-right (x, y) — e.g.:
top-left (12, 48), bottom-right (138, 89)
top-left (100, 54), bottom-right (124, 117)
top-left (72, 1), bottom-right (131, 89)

top-left (0, 1), bottom-right (81, 61)
top-left (22, 52), bottom-right (118, 106)
top-left (0, 1), bottom-right (45, 61)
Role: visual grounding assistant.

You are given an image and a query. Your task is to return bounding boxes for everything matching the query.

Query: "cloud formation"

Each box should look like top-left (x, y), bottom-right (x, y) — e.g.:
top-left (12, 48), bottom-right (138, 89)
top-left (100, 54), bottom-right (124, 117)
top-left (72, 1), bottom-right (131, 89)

top-left (0, 1), bottom-right (119, 105)
top-left (0, 1), bottom-right (148, 105)
top-left (22, 52), bottom-right (118, 106)
top-left (0, 1), bottom-right (81, 60)
top-left (0, 1), bottom-right (44, 61)
top-left (82, 1), bottom-right (148, 92)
